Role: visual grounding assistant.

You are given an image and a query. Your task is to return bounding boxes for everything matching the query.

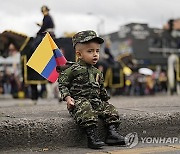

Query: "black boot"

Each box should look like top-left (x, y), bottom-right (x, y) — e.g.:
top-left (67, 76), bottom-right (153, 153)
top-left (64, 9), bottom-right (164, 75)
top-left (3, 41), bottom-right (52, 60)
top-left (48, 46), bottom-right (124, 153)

top-left (105, 124), bottom-right (126, 146)
top-left (85, 126), bottom-right (105, 149)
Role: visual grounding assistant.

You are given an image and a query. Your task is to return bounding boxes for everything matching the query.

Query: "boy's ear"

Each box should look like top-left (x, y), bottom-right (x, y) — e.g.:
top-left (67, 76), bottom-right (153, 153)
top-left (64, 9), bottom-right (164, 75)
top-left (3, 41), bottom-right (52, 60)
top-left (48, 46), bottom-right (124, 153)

top-left (76, 50), bottom-right (82, 58)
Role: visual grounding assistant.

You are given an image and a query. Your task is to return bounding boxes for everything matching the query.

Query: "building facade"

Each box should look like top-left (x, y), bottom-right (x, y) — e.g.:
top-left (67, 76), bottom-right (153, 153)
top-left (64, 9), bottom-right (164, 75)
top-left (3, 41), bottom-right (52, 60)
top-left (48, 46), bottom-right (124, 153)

top-left (103, 22), bottom-right (180, 70)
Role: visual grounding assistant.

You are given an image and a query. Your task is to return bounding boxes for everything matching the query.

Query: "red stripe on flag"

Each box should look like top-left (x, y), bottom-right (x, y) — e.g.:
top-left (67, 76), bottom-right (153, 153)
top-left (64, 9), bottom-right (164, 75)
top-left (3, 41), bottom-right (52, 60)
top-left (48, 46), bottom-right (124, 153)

top-left (56, 56), bottom-right (67, 66)
top-left (47, 67), bottom-right (59, 82)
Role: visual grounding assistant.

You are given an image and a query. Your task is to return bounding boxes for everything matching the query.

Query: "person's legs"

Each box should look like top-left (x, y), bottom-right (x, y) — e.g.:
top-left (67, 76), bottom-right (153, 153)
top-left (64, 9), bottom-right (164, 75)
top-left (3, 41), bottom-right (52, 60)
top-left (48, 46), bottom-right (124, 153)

top-left (98, 102), bottom-right (126, 146)
top-left (30, 84), bottom-right (38, 104)
top-left (32, 35), bottom-right (43, 52)
top-left (69, 97), bottom-right (105, 149)
top-left (97, 101), bottom-right (120, 125)
top-left (39, 84), bottom-right (47, 98)
top-left (70, 97), bottom-right (98, 127)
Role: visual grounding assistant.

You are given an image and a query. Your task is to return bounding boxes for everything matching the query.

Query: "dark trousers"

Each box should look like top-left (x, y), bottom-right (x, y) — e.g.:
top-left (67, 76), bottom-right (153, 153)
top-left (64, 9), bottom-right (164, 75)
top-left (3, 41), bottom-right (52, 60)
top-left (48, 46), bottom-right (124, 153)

top-left (32, 35), bottom-right (43, 52)
top-left (31, 85), bottom-right (38, 100)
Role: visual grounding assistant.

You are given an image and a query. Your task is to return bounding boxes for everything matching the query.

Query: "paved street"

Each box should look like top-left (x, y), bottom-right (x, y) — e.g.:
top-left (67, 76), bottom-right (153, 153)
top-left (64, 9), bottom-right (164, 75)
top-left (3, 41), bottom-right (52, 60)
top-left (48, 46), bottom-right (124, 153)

top-left (0, 94), bottom-right (180, 117)
top-left (0, 94), bottom-right (180, 153)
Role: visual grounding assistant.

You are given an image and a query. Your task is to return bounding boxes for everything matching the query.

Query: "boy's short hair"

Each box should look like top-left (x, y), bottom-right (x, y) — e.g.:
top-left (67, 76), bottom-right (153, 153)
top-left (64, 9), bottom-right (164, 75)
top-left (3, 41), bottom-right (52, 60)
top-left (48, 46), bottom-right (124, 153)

top-left (72, 30), bottom-right (104, 48)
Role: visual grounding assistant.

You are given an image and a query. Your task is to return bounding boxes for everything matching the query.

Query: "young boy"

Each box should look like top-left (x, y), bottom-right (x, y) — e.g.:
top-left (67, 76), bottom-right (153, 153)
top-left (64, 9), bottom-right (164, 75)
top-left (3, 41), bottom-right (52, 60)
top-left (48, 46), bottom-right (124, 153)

top-left (58, 30), bottom-right (125, 149)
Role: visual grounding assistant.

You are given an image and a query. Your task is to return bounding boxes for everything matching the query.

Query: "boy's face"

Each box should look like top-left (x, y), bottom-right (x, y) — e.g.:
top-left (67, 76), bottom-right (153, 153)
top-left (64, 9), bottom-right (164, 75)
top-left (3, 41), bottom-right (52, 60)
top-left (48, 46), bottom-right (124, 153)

top-left (76, 42), bottom-right (100, 65)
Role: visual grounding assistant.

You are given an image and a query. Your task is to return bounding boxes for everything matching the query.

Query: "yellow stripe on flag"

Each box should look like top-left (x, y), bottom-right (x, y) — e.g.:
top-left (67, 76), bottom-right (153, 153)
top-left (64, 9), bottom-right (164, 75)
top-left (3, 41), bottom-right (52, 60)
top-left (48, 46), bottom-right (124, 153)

top-left (26, 33), bottom-right (53, 73)
top-left (47, 33), bottom-right (58, 50)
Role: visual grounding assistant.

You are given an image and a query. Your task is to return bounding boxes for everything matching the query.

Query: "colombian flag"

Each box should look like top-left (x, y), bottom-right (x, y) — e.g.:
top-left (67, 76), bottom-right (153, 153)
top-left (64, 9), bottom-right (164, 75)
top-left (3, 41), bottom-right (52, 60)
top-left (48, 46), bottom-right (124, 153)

top-left (26, 32), bottom-right (67, 83)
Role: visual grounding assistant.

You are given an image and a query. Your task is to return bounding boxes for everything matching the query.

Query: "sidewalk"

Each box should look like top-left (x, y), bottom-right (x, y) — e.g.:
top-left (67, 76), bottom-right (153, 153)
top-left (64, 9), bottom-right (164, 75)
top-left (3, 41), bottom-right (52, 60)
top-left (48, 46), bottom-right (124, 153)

top-left (0, 95), bottom-right (180, 149)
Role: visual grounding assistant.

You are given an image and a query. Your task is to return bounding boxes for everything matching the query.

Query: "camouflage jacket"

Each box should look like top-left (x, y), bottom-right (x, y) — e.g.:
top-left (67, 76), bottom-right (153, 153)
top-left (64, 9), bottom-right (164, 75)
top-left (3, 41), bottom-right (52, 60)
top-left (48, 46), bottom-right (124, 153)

top-left (58, 59), bottom-right (110, 101)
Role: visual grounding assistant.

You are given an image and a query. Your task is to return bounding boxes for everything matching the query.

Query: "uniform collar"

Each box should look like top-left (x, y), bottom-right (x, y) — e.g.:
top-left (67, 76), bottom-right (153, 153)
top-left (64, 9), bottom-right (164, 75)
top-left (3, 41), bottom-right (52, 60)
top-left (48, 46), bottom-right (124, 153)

top-left (78, 59), bottom-right (92, 67)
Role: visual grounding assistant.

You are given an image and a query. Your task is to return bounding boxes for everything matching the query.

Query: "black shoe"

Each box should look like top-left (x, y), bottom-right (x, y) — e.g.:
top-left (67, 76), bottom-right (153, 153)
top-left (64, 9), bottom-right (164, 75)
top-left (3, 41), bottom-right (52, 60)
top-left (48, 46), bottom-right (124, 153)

top-left (105, 124), bottom-right (126, 146)
top-left (85, 126), bottom-right (105, 149)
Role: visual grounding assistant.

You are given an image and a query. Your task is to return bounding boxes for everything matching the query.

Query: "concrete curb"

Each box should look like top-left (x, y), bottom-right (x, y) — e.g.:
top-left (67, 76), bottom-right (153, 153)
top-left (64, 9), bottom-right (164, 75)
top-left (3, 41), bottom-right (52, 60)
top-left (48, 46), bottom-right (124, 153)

top-left (1, 111), bottom-right (180, 149)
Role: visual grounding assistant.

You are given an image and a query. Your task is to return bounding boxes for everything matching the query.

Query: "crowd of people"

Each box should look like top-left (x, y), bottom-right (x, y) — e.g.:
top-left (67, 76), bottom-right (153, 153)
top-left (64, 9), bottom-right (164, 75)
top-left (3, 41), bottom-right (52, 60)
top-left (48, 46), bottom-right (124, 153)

top-left (123, 69), bottom-right (168, 96)
top-left (0, 68), bottom-right (23, 98)
top-left (0, 44), bottom-right (23, 98)
top-left (0, 68), bottom-right (49, 99)
top-left (0, 39), bottom-right (169, 99)
top-left (0, 66), bottom-right (168, 99)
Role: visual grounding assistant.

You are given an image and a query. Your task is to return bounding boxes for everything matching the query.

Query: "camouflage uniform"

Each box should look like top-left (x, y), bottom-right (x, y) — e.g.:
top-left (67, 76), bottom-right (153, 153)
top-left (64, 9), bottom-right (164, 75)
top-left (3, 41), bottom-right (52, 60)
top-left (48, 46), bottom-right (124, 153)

top-left (58, 30), bottom-right (120, 128)
top-left (58, 60), bottom-right (120, 128)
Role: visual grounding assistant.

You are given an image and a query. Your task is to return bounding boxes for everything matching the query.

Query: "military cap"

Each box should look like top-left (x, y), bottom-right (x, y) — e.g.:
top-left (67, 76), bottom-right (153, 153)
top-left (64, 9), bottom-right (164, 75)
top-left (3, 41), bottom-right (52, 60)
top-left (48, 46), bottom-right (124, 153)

top-left (72, 30), bottom-right (104, 48)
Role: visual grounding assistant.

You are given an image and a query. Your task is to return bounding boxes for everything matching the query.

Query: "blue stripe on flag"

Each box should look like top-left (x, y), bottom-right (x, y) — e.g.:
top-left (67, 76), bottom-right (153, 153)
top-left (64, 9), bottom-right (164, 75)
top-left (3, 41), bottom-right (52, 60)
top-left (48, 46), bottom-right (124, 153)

top-left (41, 56), bottom-right (56, 78)
top-left (53, 49), bottom-right (63, 58)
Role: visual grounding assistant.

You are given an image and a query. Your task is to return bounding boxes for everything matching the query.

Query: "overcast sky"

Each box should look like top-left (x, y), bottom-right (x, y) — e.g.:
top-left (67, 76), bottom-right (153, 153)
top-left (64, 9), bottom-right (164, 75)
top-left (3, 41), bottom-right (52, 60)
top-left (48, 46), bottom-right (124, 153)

top-left (0, 0), bottom-right (179, 37)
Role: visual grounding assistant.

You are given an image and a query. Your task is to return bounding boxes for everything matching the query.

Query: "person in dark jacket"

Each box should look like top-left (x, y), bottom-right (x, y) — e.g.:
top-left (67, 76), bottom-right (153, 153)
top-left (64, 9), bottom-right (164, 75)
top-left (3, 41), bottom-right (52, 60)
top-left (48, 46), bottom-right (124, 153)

top-left (33, 5), bottom-right (55, 49)
top-left (30, 5), bottom-right (55, 104)
top-left (36, 5), bottom-right (55, 38)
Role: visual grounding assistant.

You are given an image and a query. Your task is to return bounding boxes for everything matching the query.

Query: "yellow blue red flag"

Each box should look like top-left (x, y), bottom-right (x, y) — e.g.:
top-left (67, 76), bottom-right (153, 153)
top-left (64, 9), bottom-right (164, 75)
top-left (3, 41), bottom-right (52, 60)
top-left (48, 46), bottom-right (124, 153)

top-left (26, 32), bottom-right (67, 83)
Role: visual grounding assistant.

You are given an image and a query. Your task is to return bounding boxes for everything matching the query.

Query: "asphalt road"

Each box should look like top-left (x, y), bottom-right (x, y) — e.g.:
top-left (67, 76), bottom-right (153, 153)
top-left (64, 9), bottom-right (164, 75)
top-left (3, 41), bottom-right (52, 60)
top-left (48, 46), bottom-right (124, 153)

top-left (0, 94), bottom-right (180, 153)
top-left (0, 94), bottom-right (180, 116)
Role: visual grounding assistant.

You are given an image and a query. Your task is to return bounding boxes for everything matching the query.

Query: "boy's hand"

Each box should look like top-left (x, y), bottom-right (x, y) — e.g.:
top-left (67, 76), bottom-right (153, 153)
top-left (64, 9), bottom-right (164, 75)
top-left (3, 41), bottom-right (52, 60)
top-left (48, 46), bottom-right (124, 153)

top-left (65, 96), bottom-right (75, 109)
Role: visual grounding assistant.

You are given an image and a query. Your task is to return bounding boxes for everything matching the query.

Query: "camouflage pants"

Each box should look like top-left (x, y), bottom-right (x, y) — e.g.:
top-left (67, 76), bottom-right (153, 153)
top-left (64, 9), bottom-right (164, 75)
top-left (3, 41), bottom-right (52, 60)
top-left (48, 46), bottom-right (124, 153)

top-left (69, 97), bottom-right (120, 128)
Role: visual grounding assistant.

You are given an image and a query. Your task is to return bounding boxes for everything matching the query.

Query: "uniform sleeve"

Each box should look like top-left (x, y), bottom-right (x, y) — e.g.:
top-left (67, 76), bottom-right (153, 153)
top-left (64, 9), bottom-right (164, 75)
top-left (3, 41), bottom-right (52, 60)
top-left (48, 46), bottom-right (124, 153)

top-left (58, 67), bottom-right (72, 100)
top-left (99, 71), bottom-right (110, 101)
